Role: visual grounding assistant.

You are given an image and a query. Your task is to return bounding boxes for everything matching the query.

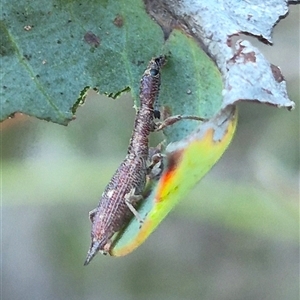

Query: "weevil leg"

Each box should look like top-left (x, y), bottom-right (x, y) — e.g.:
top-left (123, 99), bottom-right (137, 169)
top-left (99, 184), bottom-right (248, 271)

top-left (147, 143), bottom-right (165, 175)
top-left (147, 152), bottom-right (165, 180)
top-left (155, 115), bottom-right (206, 131)
top-left (147, 152), bottom-right (163, 170)
top-left (126, 200), bottom-right (143, 224)
top-left (102, 240), bottom-right (112, 255)
top-left (88, 208), bottom-right (97, 223)
top-left (125, 192), bottom-right (144, 224)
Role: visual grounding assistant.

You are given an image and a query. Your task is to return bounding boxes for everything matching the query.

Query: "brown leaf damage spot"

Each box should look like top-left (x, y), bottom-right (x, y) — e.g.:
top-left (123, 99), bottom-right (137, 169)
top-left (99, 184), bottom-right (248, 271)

top-left (242, 51), bottom-right (256, 63)
top-left (113, 14), bottom-right (124, 27)
top-left (270, 64), bottom-right (284, 83)
top-left (165, 150), bottom-right (183, 174)
top-left (84, 31), bottom-right (100, 47)
top-left (229, 43), bottom-right (256, 64)
top-left (155, 149), bottom-right (184, 203)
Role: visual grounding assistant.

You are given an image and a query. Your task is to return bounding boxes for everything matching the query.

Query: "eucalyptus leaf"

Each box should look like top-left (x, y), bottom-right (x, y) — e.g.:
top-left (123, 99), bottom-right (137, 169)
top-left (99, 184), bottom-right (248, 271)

top-left (1, 0), bottom-right (164, 124)
top-left (156, 0), bottom-right (295, 110)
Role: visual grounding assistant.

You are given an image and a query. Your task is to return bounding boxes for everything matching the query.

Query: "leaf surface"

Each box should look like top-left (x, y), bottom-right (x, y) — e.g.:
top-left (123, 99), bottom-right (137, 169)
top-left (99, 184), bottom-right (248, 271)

top-left (1, 0), bottom-right (164, 124)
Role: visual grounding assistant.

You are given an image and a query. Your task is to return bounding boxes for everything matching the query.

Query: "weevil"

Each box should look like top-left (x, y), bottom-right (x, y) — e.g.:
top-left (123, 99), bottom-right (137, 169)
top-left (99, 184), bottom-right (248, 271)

top-left (84, 56), bottom-right (204, 265)
top-left (84, 56), bottom-right (167, 265)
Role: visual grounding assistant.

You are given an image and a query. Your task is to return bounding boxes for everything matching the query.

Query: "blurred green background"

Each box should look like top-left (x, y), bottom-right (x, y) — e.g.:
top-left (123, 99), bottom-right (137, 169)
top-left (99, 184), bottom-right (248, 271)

top-left (1, 6), bottom-right (299, 300)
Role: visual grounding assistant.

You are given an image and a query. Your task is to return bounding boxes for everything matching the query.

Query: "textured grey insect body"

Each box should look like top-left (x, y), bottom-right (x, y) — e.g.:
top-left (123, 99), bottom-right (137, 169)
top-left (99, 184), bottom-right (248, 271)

top-left (84, 56), bottom-right (166, 265)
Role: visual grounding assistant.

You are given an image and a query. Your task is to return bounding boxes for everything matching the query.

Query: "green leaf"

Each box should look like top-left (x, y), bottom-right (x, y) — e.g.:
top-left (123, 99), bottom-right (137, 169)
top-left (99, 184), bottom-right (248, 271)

top-left (160, 30), bottom-right (223, 143)
top-left (1, 0), bottom-right (294, 126)
top-left (110, 106), bottom-right (238, 256)
top-left (1, 0), bottom-right (164, 124)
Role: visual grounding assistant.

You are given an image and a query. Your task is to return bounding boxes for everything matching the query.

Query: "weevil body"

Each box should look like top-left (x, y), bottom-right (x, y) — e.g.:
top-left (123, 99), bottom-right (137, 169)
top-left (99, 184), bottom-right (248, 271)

top-left (84, 56), bottom-right (166, 265)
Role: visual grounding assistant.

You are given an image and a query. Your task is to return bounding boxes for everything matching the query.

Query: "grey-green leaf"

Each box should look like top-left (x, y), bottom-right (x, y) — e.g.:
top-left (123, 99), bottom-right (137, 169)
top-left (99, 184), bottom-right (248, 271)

top-left (1, 0), bottom-right (164, 124)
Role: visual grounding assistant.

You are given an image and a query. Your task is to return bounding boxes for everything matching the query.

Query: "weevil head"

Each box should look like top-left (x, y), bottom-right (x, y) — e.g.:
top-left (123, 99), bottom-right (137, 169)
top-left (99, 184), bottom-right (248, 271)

top-left (148, 55), bottom-right (166, 78)
top-left (84, 210), bottom-right (112, 265)
top-left (84, 238), bottom-right (109, 266)
top-left (84, 240), bottom-right (100, 266)
top-left (154, 55), bottom-right (167, 70)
